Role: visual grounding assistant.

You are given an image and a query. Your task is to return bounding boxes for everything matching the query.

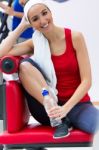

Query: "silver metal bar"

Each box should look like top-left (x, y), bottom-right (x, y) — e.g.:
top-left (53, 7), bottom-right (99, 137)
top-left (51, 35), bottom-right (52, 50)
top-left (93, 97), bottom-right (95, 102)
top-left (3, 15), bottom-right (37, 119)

top-left (0, 72), bottom-right (3, 85)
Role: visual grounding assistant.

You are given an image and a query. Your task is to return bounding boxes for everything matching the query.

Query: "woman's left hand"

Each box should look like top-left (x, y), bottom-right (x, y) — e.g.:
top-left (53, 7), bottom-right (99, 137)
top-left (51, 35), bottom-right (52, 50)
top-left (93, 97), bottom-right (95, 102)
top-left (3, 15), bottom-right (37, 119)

top-left (48, 105), bottom-right (68, 120)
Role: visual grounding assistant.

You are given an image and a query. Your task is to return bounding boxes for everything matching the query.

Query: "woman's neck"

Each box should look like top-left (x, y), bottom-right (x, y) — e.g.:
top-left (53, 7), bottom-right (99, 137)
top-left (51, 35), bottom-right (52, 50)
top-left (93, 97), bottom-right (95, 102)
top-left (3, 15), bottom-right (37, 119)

top-left (43, 25), bottom-right (64, 43)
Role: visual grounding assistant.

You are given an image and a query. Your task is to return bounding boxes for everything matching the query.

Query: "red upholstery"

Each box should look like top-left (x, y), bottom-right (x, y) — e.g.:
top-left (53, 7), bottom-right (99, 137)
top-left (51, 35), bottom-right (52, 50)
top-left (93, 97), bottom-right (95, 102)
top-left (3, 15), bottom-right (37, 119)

top-left (0, 125), bottom-right (93, 145)
top-left (5, 81), bottom-right (29, 133)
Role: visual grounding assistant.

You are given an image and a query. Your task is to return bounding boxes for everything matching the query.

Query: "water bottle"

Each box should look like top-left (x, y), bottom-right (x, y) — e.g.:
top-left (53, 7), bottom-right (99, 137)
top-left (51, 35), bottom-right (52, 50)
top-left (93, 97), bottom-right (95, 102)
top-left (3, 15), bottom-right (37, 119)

top-left (42, 88), bottom-right (62, 127)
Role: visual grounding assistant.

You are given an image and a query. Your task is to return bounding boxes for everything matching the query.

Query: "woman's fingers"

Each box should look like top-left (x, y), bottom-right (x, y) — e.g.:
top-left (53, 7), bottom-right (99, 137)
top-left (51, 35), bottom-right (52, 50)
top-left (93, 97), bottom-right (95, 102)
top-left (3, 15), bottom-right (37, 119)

top-left (48, 106), bottom-right (64, 118)
top-left (48, 105), bottom-right (67, 119)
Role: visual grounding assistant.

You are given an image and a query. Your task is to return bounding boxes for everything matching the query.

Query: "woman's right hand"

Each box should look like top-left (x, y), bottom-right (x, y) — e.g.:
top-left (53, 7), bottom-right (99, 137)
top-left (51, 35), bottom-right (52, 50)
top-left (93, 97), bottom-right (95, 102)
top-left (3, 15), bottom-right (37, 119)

top-left (0, 3), bottom-right (14, 16)
top-left (20, 15), bottom-right (32, 29)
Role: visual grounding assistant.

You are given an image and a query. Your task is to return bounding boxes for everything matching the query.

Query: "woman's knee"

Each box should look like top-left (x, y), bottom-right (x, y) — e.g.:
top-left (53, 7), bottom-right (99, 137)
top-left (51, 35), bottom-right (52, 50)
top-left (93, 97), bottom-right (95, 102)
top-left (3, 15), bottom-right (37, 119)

top-left (69, 103), bottom-right (99, 134)
top-left (77, 119), bottom-right (98, 134)
top-left (19, 62), bottom-right (30, 78)
top-left (19, 61), bottom-right (38, 76)
top-left (73, 111), bottom-right (99, 134)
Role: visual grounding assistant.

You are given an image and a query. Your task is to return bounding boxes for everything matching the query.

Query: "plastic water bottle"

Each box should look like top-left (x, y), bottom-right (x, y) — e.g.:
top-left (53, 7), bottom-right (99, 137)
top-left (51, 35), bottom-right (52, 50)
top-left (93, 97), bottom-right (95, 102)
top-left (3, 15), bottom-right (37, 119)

top-left (42, 88), bottom-right (62, 127)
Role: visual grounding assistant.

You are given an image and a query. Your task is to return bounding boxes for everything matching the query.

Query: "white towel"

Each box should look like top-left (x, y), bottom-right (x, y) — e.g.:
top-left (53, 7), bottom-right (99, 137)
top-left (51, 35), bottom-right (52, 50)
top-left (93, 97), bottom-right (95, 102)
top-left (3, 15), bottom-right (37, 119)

top-left (30, 30), bottom-right (58, 100)
top-left (24, 0), bottom-right (49, 21)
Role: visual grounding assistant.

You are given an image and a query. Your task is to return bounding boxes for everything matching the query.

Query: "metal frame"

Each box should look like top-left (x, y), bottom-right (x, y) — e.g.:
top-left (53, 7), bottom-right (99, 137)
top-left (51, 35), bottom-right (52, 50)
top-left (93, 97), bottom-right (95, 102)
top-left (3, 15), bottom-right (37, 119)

top-left (0, 145), bottom-right (3, 150)
top-left (0, 73), bottom-right (3, 150)
top-left (0, 72), bottom-right (3, 120)
top-left (5, 142), bottom-right (92, 149)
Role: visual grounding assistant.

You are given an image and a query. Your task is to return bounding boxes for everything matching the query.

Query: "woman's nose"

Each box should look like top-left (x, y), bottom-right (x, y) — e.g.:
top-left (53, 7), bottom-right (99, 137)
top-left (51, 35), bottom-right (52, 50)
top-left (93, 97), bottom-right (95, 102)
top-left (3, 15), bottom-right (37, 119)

top-left (39, 16), bottom-right (47, 25)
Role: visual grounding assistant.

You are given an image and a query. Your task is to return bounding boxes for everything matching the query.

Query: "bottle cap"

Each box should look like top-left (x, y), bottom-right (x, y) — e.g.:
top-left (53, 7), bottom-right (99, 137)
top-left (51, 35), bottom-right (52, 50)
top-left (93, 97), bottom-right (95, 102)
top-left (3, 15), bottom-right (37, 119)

top-left (42, 88), bottom-right (49, 96)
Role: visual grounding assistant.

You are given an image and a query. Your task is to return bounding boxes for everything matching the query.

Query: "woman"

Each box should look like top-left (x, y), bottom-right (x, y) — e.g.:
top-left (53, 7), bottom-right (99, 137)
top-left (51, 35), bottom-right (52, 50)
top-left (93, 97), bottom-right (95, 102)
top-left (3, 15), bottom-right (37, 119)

top-left (0, 0), bottom-right (33, 42)
top-left (12, 0), bottom-right (33, 42)
top-left (0, 0), bottom-right (99, 139)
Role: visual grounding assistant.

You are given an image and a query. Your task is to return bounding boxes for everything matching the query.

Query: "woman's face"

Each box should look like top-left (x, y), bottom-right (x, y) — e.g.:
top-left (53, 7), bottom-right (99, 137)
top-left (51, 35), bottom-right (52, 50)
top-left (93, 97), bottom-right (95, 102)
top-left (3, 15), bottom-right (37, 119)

top-left (28, 4), bottom-right (54, 33)
top-left (19, 0), bottom-right (27, 6)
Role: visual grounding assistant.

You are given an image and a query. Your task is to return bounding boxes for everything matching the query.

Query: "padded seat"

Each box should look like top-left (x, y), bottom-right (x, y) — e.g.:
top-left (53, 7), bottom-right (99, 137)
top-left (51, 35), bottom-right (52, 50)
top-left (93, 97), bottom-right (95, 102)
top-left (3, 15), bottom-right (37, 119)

top-left (0, 123), bottom-right (93, 145)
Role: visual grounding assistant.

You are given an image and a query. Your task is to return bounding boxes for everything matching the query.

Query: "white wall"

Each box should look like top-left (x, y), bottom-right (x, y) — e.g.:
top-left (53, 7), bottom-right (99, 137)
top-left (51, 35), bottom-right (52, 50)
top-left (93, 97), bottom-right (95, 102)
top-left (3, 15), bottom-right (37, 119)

top-left (47, 0), bottom-right (99, 101)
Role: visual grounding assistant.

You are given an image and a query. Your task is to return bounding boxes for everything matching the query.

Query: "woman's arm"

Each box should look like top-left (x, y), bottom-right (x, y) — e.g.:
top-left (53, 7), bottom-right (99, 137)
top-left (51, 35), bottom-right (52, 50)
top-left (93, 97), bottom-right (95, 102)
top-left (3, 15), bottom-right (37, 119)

top-left (0, 16), bottom-right (33, 58)
top-left (8, 39), bottom-right (33, 56)
top-left (12, 11), bottom-right (23, 18)
top-left (0, 2), bottom-right (23, 18)
top-left (63, 31), bottom-right (92, 113)
top-left (5, 6), bottom-right (23, 18)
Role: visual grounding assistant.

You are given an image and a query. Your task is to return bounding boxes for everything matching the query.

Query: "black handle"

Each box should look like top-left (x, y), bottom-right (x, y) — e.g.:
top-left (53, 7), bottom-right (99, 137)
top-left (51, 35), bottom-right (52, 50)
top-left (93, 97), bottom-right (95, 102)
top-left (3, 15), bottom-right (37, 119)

top-left (1, 58), bottom-right (15, 73)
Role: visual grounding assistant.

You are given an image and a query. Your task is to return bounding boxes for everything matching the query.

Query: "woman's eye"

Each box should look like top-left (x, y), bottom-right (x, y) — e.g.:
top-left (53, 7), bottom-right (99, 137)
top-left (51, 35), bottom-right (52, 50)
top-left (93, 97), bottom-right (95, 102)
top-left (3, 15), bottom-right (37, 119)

top-left (32, 17), bottom-right (38, 22)
top-left (42, 11), bottom-right (48, 16)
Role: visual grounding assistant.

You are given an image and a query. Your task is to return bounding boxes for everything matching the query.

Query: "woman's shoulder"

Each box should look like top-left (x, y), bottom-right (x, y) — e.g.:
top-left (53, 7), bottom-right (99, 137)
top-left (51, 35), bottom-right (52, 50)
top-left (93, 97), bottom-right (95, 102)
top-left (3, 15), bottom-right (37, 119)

top-left (70, 30), bottom-right (85, 51)
top-left (71, 30), bottom-right (84, 41)
top-left (65, 28), bottom-right (84, 39)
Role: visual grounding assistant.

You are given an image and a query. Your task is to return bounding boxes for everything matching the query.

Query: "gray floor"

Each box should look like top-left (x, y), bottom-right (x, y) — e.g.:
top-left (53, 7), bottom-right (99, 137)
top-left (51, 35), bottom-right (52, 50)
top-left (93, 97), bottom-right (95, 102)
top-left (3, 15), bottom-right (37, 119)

top-left (0, 120), bottom-right (3, 133)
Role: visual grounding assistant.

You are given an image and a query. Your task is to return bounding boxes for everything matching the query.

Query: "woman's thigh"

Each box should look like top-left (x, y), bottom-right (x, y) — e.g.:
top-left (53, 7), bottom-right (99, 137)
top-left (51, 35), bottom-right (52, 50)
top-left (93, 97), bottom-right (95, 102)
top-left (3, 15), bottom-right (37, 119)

top-left (20, 57), bottom-right (47, 79)
top-left (68, 102), bottom-right (99, 134)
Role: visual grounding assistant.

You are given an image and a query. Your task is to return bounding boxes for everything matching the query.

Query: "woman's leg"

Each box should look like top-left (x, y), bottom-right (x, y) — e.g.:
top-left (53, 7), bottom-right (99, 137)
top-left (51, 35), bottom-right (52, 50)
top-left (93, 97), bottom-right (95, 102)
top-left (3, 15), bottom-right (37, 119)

top-left (19, 58), bottom-right (50, 125)
top-left (68, 102), bottom-right (99, 134)
top-left (23, 88), bottom-right (50, 125)
top-left (19, 58), bottom-right (49, 104)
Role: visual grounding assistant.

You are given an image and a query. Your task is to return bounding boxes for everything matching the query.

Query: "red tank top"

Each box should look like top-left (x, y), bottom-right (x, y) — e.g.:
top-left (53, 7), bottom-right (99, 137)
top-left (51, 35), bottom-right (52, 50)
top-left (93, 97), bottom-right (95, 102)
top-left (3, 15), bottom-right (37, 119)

top-left (51, 28), bottom-right (90, 102)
